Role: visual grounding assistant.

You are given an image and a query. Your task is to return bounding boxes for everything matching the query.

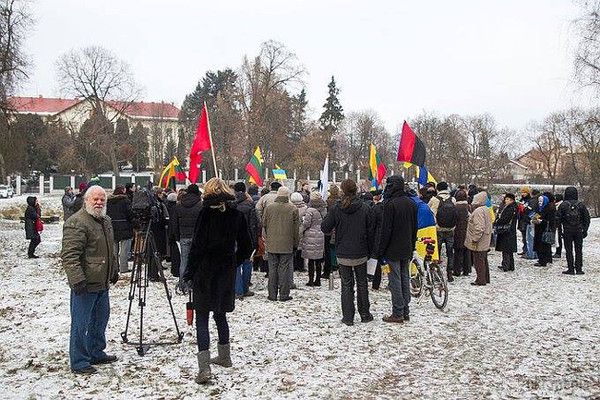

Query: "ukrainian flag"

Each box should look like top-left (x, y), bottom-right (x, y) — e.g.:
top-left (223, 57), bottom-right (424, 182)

top-left (410, 195), bottom-right (439, 261)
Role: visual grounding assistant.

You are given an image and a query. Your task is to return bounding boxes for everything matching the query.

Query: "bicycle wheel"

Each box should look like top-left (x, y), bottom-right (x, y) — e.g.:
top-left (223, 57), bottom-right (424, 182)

top-left (409, 259), bottom-right (424, 298)
top-left (429, 262), bottom-right (448, 310)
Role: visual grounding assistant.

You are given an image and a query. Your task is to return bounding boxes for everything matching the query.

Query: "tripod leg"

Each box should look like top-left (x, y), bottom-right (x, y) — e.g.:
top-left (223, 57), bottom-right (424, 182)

top-left (122, 231), bottom-right (142, 343)
top-left (148, 232), bottom-right (184, 342)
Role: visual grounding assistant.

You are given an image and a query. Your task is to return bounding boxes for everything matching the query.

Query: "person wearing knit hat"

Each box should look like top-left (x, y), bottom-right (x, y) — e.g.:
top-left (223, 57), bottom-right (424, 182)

top-left (517, 187), bottom-right (532, 256)
top-left (262, 184), bottom-right (299, 301)
top-left (452, 189), bottom-right (471, 276)
top-left (300, 191), bottom-right (327, 286)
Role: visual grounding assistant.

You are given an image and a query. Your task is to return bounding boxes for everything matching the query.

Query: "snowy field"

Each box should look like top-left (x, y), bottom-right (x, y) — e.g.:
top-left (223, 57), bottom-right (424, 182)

top-left (0, 195), bottom-right (599, 399)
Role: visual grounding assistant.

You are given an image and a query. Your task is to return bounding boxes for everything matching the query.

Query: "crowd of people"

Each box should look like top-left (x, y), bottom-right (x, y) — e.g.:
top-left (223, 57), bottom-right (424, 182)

top-left (20, 175), bottom-right (590, 383)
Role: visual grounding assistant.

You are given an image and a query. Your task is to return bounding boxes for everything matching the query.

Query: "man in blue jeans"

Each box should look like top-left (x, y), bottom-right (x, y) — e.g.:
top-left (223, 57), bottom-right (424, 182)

top-left (61, 185), bottom-right (119, 374)
top-left (376, 176), bottom-right (418, 323)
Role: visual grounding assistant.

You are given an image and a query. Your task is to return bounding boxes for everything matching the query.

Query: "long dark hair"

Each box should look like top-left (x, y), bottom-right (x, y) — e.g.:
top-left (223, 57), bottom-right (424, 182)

top-left (340, 179), bottom-right (357, 209)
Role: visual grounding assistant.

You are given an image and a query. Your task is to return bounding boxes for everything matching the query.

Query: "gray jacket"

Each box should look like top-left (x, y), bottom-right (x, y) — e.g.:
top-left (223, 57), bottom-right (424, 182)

top-left (300, 201), bottom-right (327, 260)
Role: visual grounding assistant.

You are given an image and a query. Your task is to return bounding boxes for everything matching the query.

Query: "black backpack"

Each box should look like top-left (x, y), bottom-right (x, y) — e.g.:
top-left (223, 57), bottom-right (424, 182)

top-left (563, 201), bottom-right (582, 230)
top-left (436, 196), bottom-right (457, 228)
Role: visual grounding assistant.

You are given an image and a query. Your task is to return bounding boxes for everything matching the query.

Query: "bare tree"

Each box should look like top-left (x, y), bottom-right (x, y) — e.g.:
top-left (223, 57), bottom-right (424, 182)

top-left (237, 40), bottom-right (305, 164)
top-left (531, 113), bottom-right (565, 191)
top-left (0, 0), bottom-right (31, 179)
top-left (574, 1), bottom-right (600, 90)
top-left (56, 46), bottom-right (141, 176)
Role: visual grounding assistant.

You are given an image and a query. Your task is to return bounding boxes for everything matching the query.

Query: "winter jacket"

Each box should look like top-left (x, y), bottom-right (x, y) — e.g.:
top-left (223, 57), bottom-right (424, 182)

top-left (465, 192), bottom-right (493, 252)
top-left (183, 193), bottom-right (252, 313)
top-left (321, 197), bottom-right (373, 260)
top-left (72, 192), bottom-right (85, 215)
top-left (232, 191), bottom-right (259, 250)
top-left (255, 190), bottom-right (279, 220)
top-left (557, 187), bottom-right (591, 235)
top-left (62, 193), bottom-right (76, 221)
top-left (293, 201), bottom-right (308, 221)
top-left (263, 196), bottom-right (300, 254)
top-left (106, 194), bottom-right (134, 242)
top-left (377, 177), bottom-right (417, 261)
top-left (61, 208), bottom-right (118, 292)
top-left (300, 198), bottom-right (327, 260)
top-left (24, 196), bottom-right (39, 240)
top-left (165, 199), bottom-right (178, 241)
top-left (517, 194), bottom-right (531, 231)
top-left (172, 192), bottom-right (202, 240)
top-left (428, 189), bottom-right (456, 232)
top-left (494, 202), bottom-right (517, 253)
top-left (453, 201), bottom-right (469, 250)
top-left (533, 198), bottom-right (556, 253)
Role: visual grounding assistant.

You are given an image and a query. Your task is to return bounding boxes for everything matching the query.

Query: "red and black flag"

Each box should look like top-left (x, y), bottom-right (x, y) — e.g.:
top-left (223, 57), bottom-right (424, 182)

top-left (397, 121), bottom-right (426, 167)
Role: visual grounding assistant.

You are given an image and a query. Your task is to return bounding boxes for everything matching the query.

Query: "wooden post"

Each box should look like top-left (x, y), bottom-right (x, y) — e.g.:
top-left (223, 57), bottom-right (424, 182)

top-left (16, 175), bottom-right (21, 196)
top-left (202, 170), bottom-right (207, 184)
top-left (234, 168), bottom-right (239, 181)
top-left (111, 174), bottom-right (116, 190)
top-left (70, 175), bottom-right (76, 189)
top-left (39, 174), bottom-right (44, 195)
top-left (49, 175), bottom-right (54, 192)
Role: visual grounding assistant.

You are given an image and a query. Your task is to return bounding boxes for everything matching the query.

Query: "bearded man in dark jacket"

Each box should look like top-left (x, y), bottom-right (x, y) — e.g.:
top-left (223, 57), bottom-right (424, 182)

top-left (376, 175), bottom-right (417, 323)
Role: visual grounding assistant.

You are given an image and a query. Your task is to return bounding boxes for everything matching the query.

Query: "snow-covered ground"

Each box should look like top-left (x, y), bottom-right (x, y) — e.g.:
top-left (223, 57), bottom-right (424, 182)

top-left (0, 195), bottom-right (599, 399)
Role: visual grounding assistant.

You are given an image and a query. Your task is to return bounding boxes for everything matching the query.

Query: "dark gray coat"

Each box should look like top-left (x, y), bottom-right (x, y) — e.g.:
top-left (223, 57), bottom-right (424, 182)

top-left (495, 202), bottom-right (517, 253)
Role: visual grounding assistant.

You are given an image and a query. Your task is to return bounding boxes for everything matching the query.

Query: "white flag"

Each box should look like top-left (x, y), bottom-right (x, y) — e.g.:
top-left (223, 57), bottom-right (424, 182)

top-left (320, 154), bottom-right (329, 200)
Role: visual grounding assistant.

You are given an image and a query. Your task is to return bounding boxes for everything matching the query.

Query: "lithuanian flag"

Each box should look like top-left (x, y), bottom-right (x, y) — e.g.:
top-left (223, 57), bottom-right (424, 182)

top-left (159, 157), bottom-right (187, 188)
top-left (246, 146), bottom-right (264, 186)
top-left (368, 144), bottom-right (387, 190)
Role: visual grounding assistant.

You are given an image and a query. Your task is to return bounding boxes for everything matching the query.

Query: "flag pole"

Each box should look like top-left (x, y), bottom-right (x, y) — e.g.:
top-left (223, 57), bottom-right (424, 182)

top-left (204, 101), bottom-right (219, 178)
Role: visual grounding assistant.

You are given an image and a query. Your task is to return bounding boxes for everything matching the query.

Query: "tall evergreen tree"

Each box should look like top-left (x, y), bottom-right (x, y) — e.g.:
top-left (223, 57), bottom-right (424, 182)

top-left (319, 76), bottom-right (344, 165)
top-left (319, 76), bottom-right (344, 131)
top-left (163, 137), bottom-right (177, 165)
top-left (289, 88), bottom-right (308, 145)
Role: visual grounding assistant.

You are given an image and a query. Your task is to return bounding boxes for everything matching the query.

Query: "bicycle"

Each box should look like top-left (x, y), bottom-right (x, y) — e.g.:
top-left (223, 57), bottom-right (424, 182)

top-left (409, 237), bottom-right (448, 310)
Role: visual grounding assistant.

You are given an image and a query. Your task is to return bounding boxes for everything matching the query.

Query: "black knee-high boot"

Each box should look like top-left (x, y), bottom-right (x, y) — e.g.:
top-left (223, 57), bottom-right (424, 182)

top-left (307, 261), bottom-right (315, 286)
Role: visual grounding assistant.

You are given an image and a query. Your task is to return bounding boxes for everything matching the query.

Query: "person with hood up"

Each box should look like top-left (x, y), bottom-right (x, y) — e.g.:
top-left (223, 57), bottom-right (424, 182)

top-left (532, 193), bottom-right (556, 267)
top-left (62, 187), bottom-right (77, 221)
top-left (321, 179), bottom-right (374, 326)
top-left (557, 186), bottom-right (591, 274)
top-left (24, 196), bottom-right (42, 258)
top-left (72, 181), bottom-right (88, 215)
top-left (465, 191), bottom-right (493, 286)
top-left (182, 178), bottom-right (252, 385)
top-left (232, 182), bottom-right (259, 298)
top-left (376, 176), bottom-right (417, 323)
top-left (291, 192), bottom-right (308, 272)
top-left (428, 181), bottom-right (457, 282)
top-left (495, 193), bottom-right (518, 272)
top-left (452, 189), bottom-right (471, 276)
top-left (172, 184), bottom-right (203, 293)
top-left (106, 186), bottom-right (134, 273)
top-left (262, 186), bottom-right (299, 301)
top-left (300, 191), bottom-right (327, 286)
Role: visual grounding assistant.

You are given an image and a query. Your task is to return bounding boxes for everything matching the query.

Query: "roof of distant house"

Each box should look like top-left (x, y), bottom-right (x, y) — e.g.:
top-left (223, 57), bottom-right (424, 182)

top-left (7, 96), bottom-right (180, 119)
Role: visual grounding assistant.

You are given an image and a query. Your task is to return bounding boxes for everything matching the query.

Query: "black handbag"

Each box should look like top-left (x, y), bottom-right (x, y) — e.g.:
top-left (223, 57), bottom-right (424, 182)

top-left (542, 226), bottom-right (555, 245)
top-left (495, 224), bottom-right (510, 235)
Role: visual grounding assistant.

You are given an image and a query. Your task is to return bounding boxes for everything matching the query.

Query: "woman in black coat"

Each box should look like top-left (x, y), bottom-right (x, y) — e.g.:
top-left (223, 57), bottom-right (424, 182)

top-left (106, 186), bottom-right (134, 272)
top-left (495, 193), bottom-right (518, 271)
top-left (183, 178), bottom-right (252, 385)
top-left (24, 196), bottom-right (41, 258)
top-left (533, 193), bottom-right (556, 267)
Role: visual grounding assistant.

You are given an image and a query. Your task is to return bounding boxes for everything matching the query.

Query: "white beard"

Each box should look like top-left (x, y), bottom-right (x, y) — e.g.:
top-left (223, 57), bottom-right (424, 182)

top-left (85, 203), bottom-right (107, 219)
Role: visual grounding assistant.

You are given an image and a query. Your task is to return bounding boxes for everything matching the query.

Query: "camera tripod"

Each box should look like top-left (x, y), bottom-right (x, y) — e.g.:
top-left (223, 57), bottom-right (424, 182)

top-left (121, 223), bottom-right (184, 355)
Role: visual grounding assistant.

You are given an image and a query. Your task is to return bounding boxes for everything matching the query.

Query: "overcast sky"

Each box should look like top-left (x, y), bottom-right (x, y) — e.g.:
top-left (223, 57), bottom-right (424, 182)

top-left (19, 0), bottom-right (593, 135)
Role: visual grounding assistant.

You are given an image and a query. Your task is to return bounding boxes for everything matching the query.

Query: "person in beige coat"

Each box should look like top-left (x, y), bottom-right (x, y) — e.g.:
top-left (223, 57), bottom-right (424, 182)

top-left (464, 191), bottom-right (492, 286)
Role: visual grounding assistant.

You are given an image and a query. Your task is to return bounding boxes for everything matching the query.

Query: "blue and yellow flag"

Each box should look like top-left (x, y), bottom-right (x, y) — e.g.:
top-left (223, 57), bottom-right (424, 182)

top-left (272, 164), bottom-right (287, 180)
top-left (410, 195), bottom-right (439, 261)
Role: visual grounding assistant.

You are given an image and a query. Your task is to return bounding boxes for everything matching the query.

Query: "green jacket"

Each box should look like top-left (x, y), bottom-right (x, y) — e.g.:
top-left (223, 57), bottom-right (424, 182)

top-left (61, 208), bottom-right (118, 292)
top-left (262, 196), bottom-right (300, 254)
